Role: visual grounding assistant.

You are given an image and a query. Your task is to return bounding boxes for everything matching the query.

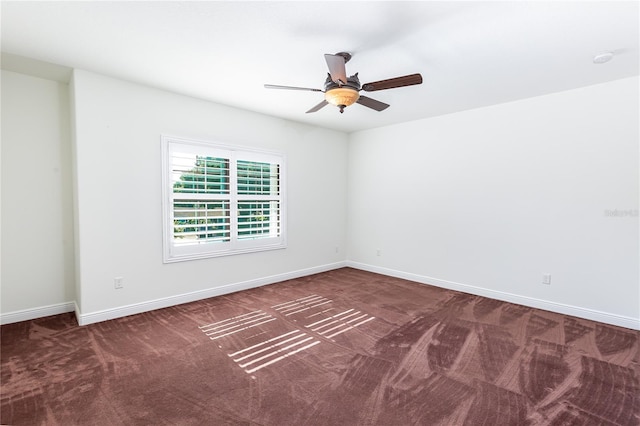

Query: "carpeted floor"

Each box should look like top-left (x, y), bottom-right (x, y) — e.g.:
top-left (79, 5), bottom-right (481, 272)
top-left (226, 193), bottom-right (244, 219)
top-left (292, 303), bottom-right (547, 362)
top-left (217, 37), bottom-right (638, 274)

top-left (2, 268), bottom-right (639, 425)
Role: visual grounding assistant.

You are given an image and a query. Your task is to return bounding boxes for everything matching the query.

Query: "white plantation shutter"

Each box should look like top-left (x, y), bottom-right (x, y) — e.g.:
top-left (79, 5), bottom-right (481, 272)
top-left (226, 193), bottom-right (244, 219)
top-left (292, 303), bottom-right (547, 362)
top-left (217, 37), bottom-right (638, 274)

top-left (236, 160), bottom-right (281, 240)
top-left (162, 136), bottom-right (286, 262)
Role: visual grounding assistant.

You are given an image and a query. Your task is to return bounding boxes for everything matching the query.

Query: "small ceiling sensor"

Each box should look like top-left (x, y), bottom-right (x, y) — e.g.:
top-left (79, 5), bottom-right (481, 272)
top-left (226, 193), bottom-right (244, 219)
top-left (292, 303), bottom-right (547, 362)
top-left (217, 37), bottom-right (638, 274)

top-left (593, 51), bottom-right (614, 64)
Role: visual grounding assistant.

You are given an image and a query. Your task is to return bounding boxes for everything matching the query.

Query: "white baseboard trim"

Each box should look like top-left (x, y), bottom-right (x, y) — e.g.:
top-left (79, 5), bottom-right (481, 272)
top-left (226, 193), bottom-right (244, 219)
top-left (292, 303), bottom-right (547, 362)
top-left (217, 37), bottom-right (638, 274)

top-left (0, 302), bottom-right (76, 325)
top-left (348, 261), bottom-right (640, 331)
top-left (76, 261), bottom-right (348, 326)
top-left (8, 261), bottom-right (637, 331)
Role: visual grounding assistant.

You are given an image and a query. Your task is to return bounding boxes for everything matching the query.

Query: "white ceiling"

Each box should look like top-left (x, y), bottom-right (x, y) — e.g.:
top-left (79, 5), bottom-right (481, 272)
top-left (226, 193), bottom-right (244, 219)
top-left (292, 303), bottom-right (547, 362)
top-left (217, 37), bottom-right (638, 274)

top-left (2, 1), bottom-right (638, 133)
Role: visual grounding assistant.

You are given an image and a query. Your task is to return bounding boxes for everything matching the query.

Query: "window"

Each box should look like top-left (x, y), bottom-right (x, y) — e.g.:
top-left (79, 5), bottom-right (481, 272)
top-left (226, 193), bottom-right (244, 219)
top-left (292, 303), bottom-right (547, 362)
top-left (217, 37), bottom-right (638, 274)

top-left (161, 136), bottom-right (286, 262)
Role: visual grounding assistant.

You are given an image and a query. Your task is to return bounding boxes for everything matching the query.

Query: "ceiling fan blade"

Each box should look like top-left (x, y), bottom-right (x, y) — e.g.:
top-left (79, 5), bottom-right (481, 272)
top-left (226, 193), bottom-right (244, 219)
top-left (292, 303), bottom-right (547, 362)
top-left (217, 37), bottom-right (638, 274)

top-left (324, 54), bottom-right (348, 85)
top-left (264, 84), bottom-right (322, 92)
top-left (306, 100), bottom-right (329, 113)
top-left (361, 73), bottom-right (423, 92)
top-left (356, 95), bottom-right (390, 112)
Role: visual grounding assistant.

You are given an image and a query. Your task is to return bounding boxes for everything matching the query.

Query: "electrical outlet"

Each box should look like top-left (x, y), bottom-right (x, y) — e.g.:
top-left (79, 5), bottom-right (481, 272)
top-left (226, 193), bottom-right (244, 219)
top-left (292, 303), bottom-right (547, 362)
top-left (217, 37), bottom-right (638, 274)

top-left (542, 274), bottom-right (551, 285)
top-left (114, 277), bottom-right (124, 289)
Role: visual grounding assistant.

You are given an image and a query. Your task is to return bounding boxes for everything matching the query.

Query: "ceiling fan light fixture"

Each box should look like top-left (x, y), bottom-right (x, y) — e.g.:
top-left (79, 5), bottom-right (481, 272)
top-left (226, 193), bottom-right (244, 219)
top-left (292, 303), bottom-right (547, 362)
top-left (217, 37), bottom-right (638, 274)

top-left (325, 87), bottom-right (360, 113)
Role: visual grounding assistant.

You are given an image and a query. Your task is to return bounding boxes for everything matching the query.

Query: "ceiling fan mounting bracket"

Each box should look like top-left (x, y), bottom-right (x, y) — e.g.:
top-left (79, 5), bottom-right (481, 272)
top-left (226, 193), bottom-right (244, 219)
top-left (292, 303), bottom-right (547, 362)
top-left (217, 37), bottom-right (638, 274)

top-left (335, 52), bottom-right (352, 64)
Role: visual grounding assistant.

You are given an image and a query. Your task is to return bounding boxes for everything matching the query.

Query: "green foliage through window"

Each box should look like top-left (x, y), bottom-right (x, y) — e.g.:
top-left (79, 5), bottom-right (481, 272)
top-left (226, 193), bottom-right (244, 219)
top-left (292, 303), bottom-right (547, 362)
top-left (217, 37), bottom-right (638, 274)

top-left (173, 156), bottom-right (229, 194)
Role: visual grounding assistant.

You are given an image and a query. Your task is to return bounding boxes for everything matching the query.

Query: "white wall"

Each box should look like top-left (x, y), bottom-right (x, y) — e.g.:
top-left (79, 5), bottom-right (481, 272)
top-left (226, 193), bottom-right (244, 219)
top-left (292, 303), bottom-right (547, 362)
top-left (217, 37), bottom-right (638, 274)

top-left (70, 70), bottom-right (348, 323)
top-left (348, 76), bottom-right (639, 329)
top-left (1, 70), bottom-right (76, 319)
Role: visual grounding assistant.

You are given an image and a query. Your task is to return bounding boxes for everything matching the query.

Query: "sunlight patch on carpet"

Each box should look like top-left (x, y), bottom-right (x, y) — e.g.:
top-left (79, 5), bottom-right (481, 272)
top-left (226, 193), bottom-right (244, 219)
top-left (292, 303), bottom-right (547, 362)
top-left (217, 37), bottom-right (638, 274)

top-left (199, 294), bottom-right (376, 374)
top-left (272, 294), bottom-right (333, 316)
top-left (305, 309), bottom-right (376, 339)
top-left (198, 310), bottom-right (277, 340)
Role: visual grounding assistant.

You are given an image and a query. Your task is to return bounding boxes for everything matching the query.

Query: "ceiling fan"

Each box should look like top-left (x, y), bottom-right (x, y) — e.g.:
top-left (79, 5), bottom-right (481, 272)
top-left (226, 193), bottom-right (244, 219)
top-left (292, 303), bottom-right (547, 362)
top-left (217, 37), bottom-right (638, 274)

top-left (264, 52), bottom-right (423, 114)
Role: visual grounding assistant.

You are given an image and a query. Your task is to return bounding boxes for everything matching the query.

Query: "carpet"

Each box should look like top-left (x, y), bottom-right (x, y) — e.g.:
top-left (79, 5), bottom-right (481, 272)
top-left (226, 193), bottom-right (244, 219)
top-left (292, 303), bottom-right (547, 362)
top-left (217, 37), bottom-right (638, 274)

top-left (2, 268), bottom-right (639, 425)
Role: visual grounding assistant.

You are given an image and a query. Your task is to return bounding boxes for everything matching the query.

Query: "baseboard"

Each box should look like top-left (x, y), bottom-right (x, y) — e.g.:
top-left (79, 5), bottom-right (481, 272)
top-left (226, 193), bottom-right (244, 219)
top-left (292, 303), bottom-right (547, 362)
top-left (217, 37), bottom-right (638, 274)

top-left (348, 261), bottom-right (640, 331)
top-left (0, 301), bottom-right (76, 325)
top-left (9, 260), bottom-right (637, 331)
top-left (76, 261), bottom-right (348, 326)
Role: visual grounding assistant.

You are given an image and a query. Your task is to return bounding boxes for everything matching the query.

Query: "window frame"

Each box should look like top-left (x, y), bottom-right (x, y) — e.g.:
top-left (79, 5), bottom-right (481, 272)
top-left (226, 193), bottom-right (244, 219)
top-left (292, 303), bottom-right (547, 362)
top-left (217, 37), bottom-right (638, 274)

top-left (161, 135), bottom-right (286, 263)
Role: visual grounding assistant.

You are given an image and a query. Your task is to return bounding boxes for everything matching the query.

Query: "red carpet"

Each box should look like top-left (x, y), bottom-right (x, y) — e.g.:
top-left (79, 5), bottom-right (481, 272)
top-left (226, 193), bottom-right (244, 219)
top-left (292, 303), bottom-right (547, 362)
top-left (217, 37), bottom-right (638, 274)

top-left (2, 268), bottom-right (639, 425)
